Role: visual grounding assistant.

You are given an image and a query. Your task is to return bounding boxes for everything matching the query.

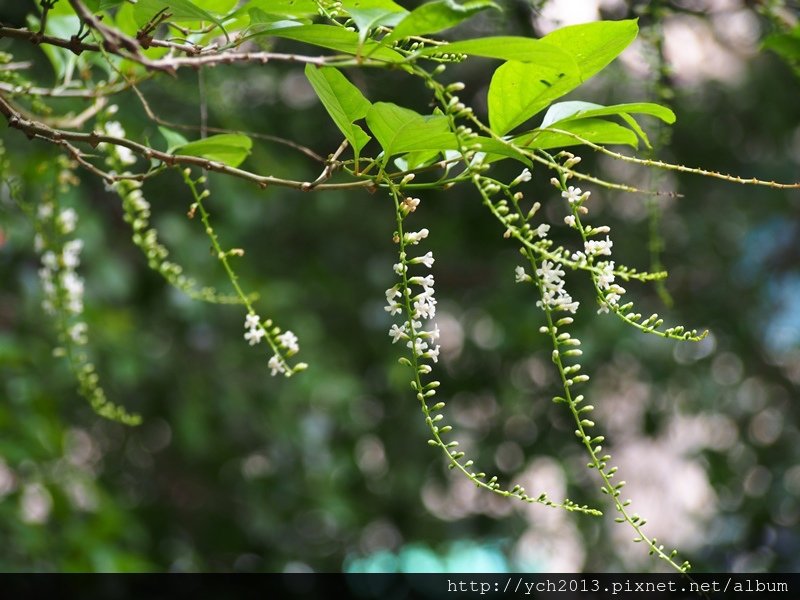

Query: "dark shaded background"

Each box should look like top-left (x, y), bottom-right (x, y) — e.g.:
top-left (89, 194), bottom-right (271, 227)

top-left (0, 0), bottom-right (798, 572)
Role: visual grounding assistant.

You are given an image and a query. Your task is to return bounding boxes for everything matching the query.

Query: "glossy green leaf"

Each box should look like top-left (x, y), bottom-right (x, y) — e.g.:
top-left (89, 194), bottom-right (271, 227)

top-left (541, 101), bottom-right (675, 127)
top-left (488, 60), bottom-right (582, 135)
top-left (195, 0), bottom-right (239, 14)
top-left (343, 0), bottom-right (406, 9)
top-left (174, 134), bottom-right (253, 168)
top-left (514, 118), bottom-right (639, 150)
top-left (349, 8), bottom-right (408, 39)
top-left (247, 8), bottom-right (307, 32)
top-left (486, 20), bottom-right (640, 135)
top-left (417, 36), bottom-right (576, 70)
top-left (541, 20), bottom-right (638, 82)
top-left (472, 137), bottom-right (531, 165)
top-left (305, 65), bottom-right (372, 154)
top-left (366, 103), bottom-right (458, 159)
top-left (540, 101), bottom-right (675, 148)
top-left (384, 0), bottom-right (501, 45)
top-left (267, 25), bottom-right (404, 62)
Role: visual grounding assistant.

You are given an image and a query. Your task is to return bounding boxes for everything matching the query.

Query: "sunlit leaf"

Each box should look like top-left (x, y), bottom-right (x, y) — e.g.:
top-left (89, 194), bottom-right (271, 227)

top-left (514, 118), bottom-right (639, 150)
top-left (541, 19), bottom-right (638, 82)
top-left (384, 0), bottom-right (501, 45)
top-left (174, 133), bottom-right (252, 168)
top-left (366, 103), bottom-right (458, 159)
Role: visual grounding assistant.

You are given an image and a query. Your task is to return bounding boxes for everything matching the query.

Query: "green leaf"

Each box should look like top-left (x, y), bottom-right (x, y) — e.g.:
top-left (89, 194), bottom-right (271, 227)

top-left (540, 101), bottom-right (675, 148)
top-left (349, 8), bottom-right (408, 39)
top-left (247, 8), bottom-right (308, 32)
top-left (266, 25), bottom-right (404, 62)
top-left (305, 65), bottom-right (372, 154)
top-left (174, 134), bottom-right (252, 168)
top-left (132, 0), bottom-right (229, 38)
top-left (472, 136), bottom-right (531, 165)
top-left (384, 0), bottom-right (501, 45)
top-left (541, 101), bottom-right (675, 127)
top-left (366, 103), bottom-right (458, 159)
top-left (486, 20), bottom-right (640, 135)
top-left (159, 127), bottom-right (189, 154)
top-left (514, 118), bottom-right (639, 150)
top-left (417, 36), bottom-right (576, 71)
top-left (228, 0), bottom-right (318, 27)
top-left (342, 0), bottom-right (406, 9)
top-left (194, 0), bottom-right (239, 14)
top-left (541, 19), bottom-right (638, 82)
top-left (98, 0), bottom-right (126, 10)
top-left (488, 60), bottom-right (581, 135)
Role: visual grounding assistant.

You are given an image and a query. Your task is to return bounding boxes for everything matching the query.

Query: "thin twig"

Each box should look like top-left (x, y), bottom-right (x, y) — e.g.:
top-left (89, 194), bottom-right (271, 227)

top-left (0, 93), bottom-right (372, 192)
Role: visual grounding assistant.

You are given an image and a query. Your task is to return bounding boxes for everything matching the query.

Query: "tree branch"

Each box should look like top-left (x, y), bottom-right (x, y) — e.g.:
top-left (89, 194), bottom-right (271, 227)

top-left (0, 93), bottom-right (375, 192)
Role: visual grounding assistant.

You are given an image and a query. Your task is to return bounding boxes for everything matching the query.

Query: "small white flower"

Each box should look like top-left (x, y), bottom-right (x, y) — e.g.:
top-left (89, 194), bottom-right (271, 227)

top-left (62, 240), bottom-right (83, 270)
top-left (426, 345), bottom-right (441, 363)
top-left (62, 271), bottom-right (84, 297)
top-left (534, 223), bottom-right (550, 238)
top-left (42, 251), bottom-right (58, 271)
top-left (409, 274), bottom-right (434, 289)
top-left (404, 228), bottom-right (429, 245)
top-left (514, 266), bottom-right (528, 283)
top-left (389, 323), bottom-right (407, 343)
top-left (511, 168), bottom-right (532, 186)
top-left (402, 197), bottom-right (420, 213)
top-left (564, 215), bottom-right (576, 228)
top-left (393, 262), bottom-right (406, 275)
top-left (413, 294), bottom-right (436, 319)
top-left (410, 251), bottom-right (434, 269)
top-left (407, 337), bottom-right (429, 356)
top-left (57, 208), bottom-right (78, 234)
top-left (597, 261), bottom-right (615, 290)
top-left (277, 330), bottom-right (299, 354)
top-left (116, 146), bottom-right (137, 166)
top-left (37, 203), bottom-right (54, 220)
top-left (268, 354), bottom-right (286, 376)
top-left (69, 322), bottom-right (88, 345)
top-left (104, 121), bottom-right (126, 139)
top-left (584, 235), bottom-right (613, 257)
top-left (244, 327), bottom-right (265, 346)
top-left (562, 186), bottom-right (589, 205)
top-left (384, 302), bottom-right (403, 316)
top-left (245, 313), bottom-right (260, 330)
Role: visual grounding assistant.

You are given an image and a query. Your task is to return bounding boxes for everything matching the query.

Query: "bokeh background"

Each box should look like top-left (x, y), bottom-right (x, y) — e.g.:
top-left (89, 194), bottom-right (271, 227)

top-left (0, 0), bottom-right (798, 572)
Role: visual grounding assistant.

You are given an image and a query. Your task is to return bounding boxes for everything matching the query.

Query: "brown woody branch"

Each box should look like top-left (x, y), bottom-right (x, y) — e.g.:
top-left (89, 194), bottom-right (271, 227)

top-left (0, 93), bottom-right (375, 193)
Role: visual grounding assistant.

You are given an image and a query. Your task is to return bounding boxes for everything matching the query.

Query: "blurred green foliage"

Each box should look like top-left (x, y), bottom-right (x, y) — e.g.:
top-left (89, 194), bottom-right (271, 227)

top-left (1, 0), bottom-right (799, 573)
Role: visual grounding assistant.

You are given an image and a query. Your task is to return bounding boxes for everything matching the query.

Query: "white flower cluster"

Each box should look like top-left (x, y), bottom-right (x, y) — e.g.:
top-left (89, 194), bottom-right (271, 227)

top-left (595, 261), bottom-right (626, 314)
top-left (535, 260), bottom-right (579, 314)
top-left (387, 230), bottom-right (441, 365)
top-left (37, 203), bottom-right (88, 343)
top-left (243, 312), bottom-right (299, 376)
top-left (99, 119), bottom-right (136, 166)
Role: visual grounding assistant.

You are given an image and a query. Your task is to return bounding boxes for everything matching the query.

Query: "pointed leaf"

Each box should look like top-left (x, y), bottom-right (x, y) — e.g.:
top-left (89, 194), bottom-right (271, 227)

top-left (174, 133), bottom-right (252, 168)
top-left (541, 101), bottom-right (675, 127)
top-left (514, 118), bottom-right (639, 150)
top-left (541, 20), bottom-right (638, 82)
top-left (384, 0), bottom-right (501, 45)
top-left (267, 25), bottom-right (404, 62)
top-left (488, 60), bottom-right (581, 135)
top-left (366, 103), bottom-right (458, 159)
top-left (417, 36), bottom-right (577, 72)
top-left (305, 65), bottom-right (373, 154)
